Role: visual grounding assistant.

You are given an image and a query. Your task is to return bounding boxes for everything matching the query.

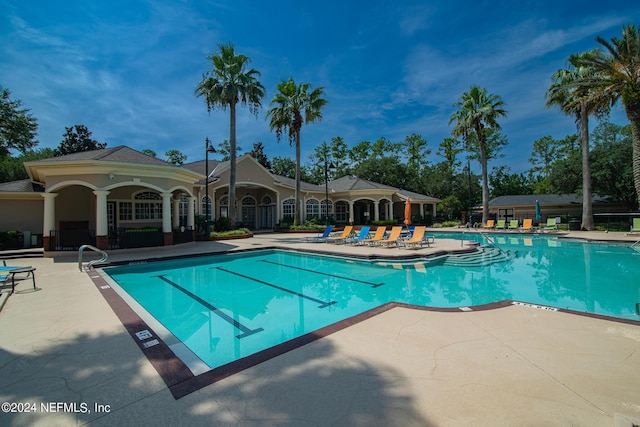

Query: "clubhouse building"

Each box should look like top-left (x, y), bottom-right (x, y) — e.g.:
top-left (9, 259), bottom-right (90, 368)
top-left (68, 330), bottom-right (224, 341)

top-left (0, 146), bottom-right (440, 253)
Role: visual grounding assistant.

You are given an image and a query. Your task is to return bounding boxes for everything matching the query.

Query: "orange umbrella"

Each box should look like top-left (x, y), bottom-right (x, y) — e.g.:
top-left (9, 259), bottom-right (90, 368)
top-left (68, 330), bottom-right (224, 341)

top-left (403, 198), bottom-right (412, 225)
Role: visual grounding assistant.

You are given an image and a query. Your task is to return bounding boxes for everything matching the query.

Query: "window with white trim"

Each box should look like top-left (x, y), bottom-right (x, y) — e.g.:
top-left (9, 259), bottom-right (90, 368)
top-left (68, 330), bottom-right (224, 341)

top-left (134, 192), bottom-right (162, 220)
top-left (335, 201), bottom-right (348, 222)
top-left (306, 199), bottom-right (320, 219)
top-left (201, 196), bottom-right (212, 220)
top-left (282, 198), bottom-right (295, 219)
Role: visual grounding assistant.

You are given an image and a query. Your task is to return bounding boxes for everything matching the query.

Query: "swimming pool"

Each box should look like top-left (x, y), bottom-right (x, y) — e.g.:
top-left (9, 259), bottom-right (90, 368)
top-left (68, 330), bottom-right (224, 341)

top-left (102, 235), bottom-right (640, 374)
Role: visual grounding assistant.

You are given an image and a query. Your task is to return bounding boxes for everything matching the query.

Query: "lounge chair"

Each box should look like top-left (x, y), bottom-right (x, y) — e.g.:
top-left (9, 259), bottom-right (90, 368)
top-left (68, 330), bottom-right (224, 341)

top-left (377, 226), bottom-right (403, 247)
top-left (403, 226), bottom-right (430, 249)
top-left (495, 219), bottom-right (506, 229)
top-left (629, 218), bottom-right (640, 234)
top-left (0, 261), bottom-right (37, 293)
top-left (508, 220), bottom-right (519, 231)
top-left (543, 218), bottom-right (557, 231)
top-left (306, 225), bottom-right (333, 242)
top-left (346, 226), bottom-right (371, 245)
top-left (520, 218), bottom-right (533, 232)
top-left (365, 226), bottom-right (387, 246)
top-left (326, 225), bottom-right (354, 244)
top-left (484, 220), bottom-right (495, 229)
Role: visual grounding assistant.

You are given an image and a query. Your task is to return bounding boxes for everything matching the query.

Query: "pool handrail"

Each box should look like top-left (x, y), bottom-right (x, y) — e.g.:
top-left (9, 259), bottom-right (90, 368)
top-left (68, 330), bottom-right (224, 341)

top-left (480, 232), bottom-right (508, 255)
top-left (78, 244), bottom-right (109, 272)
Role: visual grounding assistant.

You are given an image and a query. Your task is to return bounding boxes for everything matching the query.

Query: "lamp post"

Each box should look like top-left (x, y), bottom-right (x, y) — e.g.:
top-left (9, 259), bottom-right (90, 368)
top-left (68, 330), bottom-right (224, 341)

top-left (465, 159), bottom-right (472, 226)
top-left (205, 137), bottom-right (216, 234)
top-left (324, 153), bottom-right (335, 226)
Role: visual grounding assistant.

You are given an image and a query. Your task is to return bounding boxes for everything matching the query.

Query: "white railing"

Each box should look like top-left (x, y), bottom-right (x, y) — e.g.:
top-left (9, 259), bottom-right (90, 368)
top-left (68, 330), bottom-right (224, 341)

top-left (78, 244), bottom-right (108, 271)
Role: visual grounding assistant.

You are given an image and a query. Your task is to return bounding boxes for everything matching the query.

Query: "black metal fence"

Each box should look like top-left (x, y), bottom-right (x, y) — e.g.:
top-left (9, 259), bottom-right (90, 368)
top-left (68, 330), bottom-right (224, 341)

top-left (173, 226), bottom-right (194, 244)
top-left (117, 228), bottom-right (164, 249)
top-left (49, 229), bottom-right (96, 251)
top-left (49, 226), bottom-right (194, 251)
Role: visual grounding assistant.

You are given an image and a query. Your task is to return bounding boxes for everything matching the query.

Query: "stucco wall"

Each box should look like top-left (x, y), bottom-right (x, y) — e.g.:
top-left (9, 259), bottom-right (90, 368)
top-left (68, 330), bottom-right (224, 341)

top-left (0, 199), bottom-right (44, 233)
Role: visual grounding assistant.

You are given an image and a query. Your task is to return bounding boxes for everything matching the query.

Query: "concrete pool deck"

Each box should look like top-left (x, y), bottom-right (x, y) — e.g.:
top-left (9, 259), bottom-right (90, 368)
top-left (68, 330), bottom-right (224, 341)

top-left (1, 230), bottom-right (639, 426)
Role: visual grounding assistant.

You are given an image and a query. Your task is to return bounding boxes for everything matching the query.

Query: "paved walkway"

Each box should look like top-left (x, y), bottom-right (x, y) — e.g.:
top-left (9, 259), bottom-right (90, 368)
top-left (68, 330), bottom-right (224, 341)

top-left (0, 230), bottom-right (639, 426)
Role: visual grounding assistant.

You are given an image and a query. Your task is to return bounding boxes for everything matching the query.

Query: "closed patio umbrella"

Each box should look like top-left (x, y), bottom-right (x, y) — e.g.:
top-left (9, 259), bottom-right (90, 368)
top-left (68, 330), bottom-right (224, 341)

top-left (535, 200), bottom-right (541, 221)
top-left (404, 198), bottom-right (412, 226)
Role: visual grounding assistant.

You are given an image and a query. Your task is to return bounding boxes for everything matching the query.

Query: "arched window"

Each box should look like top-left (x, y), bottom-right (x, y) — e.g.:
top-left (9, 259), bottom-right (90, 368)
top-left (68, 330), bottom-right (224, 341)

top-left (261, 195), bottom-right (272, 205)
top-left (179, 195), bottom-right (188, 226)
top-left (306, 199), bottom-right (320, 219)
top-left (134, 191), bottom-right (162, 220)
top-left (218, 195), bottom-right (229, 217)
top-left (321, 199), bottom-right (333, 219)
top-left (242, 196), bottom-right (256, 205)
top-left (282, 198), bottom-right (295, 220)
top-left (335, 201), bottom-right (348, 222)
top-left (201, 196), bottom-right (212, 221)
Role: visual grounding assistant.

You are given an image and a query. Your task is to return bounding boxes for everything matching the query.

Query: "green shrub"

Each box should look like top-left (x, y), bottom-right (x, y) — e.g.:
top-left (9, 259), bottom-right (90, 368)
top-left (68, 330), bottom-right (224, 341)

top-left (214, 216), bottom-right (232, 232)
top-left (209, 228), bottom-right (251, 238)
top-left (431, 220), bottom-right (462, 228)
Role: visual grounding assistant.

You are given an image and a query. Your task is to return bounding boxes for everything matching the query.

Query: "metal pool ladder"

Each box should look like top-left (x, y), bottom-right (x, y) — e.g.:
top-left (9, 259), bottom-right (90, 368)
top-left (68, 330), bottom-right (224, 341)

top-left (78, 244), bottom-right (109, 271)
top-left (632, 240), bottom-right (640, 253)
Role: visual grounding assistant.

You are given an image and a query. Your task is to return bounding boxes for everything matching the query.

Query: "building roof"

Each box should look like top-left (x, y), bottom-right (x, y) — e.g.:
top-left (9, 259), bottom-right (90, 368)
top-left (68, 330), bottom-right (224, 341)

top-left (489, 194), bottom-right (616, 207)
top-left (32, 146), bottom-right (175, 167)
top-left (0, 179), bottom-right (44, 193)
top-left (328, 175), bottom-right (397, 192)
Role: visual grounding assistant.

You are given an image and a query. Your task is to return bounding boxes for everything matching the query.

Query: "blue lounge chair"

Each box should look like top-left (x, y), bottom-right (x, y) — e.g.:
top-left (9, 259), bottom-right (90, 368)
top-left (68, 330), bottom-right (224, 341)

top-left (346, 226), bottom-right (371, 245)
top-left (306, 225), bottom-right (333, 242)
top-left (1, 261), bottom-right (37, 293)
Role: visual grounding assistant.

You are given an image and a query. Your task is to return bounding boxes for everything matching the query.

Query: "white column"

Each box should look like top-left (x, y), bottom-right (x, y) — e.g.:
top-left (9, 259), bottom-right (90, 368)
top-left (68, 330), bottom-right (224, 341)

top-left (161, 192), bottom-right (172, 233)
top-left (348, 201), bottom-right (354, 224)
top-left (172, 197), bottom-right (180, 227)
top-left (275, 192), bottom-right (281, 224)
top-left (373, 200), bottom-right (380, 221)
top-left (93, 190), bottom-right (110, 236)
top-left (432, 203), bottom-right (437, 217)
top-left (420, 203), bottom-right (425, 218)
top-left (211, 189), bottom-right (216, 220)
top-left (41, 193), bottom-right (58, 236)
top-left (187, 197), bottom-right (195, 229)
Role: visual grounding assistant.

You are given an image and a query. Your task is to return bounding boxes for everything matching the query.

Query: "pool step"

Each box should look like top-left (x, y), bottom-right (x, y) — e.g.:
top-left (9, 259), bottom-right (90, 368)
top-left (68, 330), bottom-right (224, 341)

top-left (441, 245), bottom-right (514, 267)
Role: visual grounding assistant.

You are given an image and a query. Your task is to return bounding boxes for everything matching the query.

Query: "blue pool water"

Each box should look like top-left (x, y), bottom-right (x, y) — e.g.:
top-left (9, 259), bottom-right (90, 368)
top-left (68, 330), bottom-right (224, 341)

top-left (104, 235), bottom-right (640, 371)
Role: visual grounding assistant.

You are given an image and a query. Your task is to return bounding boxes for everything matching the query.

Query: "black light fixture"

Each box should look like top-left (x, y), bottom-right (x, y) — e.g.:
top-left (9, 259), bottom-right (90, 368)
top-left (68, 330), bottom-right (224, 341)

top-left (205, 137), bottom-right (216, 233)
top-left (324, 152), bottom-right (335, 226)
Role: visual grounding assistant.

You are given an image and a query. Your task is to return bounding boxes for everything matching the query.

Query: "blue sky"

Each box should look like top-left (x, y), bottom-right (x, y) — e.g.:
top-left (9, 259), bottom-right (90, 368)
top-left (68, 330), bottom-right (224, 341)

top-left (1, 1), bottom-right (638, 173)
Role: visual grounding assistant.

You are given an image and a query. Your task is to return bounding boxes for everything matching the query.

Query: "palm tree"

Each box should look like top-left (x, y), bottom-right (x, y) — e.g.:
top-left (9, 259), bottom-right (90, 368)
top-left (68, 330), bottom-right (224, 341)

top-left (546, 51), bottom-right (610, 230)
top-left (576, 24), bottom-right (640, 209)
top-left (195, 43), bottom-right (265, 227)
top-left (449, 85), bottom-right (507, 225)
top-left (266, 78), bottom-right (327, 225)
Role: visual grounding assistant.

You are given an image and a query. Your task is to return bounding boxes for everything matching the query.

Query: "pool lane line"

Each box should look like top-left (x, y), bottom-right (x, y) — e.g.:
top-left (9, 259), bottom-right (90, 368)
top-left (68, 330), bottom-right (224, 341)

top-left (259, 259), bottom-right (385, 288)
top-left (155, 275), bottom-right (263, 339)
top-left (214, 267), bottom-right (337, 308)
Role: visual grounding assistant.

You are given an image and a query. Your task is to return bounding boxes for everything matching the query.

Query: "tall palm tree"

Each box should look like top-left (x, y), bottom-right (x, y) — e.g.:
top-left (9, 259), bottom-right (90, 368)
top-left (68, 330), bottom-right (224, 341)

top-left (546, 51), bottom-right (610, 230)
top-left (449, 85), bottom-right (507, 225)
top-left (267, 78), bottom-right (327, 225)
top-left (576, 24), bottom-right (640, 209)
top-left (195, 43), bottom-right (265, 227)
